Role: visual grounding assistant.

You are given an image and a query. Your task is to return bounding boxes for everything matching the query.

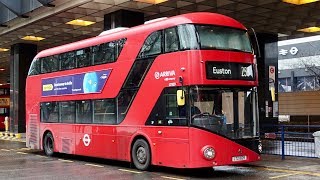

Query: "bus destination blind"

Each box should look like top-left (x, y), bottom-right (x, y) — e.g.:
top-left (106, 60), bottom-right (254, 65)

top-left (205, 62), bottom-right (254, 80)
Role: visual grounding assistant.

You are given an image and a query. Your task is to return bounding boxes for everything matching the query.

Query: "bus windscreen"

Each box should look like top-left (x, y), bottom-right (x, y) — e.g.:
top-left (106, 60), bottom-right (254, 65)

top-left (190, 86), bottom-right (258, 139)
top-left (195, 25), bottom-right (252, 53)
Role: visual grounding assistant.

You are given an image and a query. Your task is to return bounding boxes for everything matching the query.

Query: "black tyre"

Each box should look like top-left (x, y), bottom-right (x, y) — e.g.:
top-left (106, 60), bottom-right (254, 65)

top-left (131, 139), bottom-right (151, 170)
top-left (43, 132), bottom-right (54, 156)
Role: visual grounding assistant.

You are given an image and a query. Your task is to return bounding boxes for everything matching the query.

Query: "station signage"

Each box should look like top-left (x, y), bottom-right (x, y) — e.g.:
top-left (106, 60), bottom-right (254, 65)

top-left (42, 69), bottom-right (112, 97)
top-left (206, 62), bottom-right (254, 80)
top-left (278, 40), bottom-right (320, 60)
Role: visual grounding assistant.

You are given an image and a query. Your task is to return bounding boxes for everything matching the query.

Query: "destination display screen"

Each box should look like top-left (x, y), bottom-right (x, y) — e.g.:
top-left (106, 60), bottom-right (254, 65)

top-left (205, 62), bottom-right (255, 80)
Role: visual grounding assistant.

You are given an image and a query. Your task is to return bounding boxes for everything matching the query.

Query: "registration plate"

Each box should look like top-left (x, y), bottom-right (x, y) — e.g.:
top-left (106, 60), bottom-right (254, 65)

top-left (232, 155), bottom-right (247, 162)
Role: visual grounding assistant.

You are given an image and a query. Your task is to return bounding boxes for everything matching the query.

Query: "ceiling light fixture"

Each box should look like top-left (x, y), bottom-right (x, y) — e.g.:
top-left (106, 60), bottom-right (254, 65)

top-left (298, 27), bottom-right (320, 33)
top-left (21, 36), bottom-right (45, 41)
top-left (278, 33), bottom-right (289, 37)
top-left (282, 0), bottom-right (320, 5)
top-left (0, 48), bottom-right (9, 52)
top-left (66, 19), bottom-right (96, 26)
top-left (134, 0), bottom-right (168, 4)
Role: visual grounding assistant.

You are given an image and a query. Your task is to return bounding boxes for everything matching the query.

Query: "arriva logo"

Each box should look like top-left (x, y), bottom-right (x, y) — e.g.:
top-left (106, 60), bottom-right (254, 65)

top-left (154, 70), bottom-right (176, 79)
top-left (212, 67), bottom-right (231, 75)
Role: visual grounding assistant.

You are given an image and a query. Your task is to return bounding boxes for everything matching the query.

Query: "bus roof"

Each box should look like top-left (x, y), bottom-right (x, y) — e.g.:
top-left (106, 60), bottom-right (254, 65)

top-left (35, 12), bottom-right (246, 59)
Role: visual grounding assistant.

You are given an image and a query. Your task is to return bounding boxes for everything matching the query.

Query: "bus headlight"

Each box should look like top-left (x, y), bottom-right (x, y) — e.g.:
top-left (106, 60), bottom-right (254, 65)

top-left (202, 146), bottom-right (215, 160)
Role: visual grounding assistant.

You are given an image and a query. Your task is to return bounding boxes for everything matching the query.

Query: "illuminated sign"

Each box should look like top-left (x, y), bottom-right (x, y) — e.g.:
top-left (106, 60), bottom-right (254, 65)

top-left (206, 62), bottom-right (254, 80)
top-left (0, 98), bottom-right (9, 106)
top-left (42, 69), bottom-right (112, 97)
top-left (212, 67), bottom-right (231, 75)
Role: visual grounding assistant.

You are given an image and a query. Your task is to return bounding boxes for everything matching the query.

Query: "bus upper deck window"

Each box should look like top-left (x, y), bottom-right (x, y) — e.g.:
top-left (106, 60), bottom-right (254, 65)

top-left (116, 38), bottom-right (126, 59)
top-left (28, 58), bottom-right (40, 76)
top-left (177, 24), bottom-right (199, 50)
top-left (92, 42), bottom-right (115, 65)
top-left (138, 31), bottom-right (162, 58)
top-left (164, 27), bottom-right (179, 53)
top-left (41, 56), bottom-right (59, 73)
top-left (195, 25), bottom-right (252, 53)
top-left (76, 48), bottom-right (91, 68)
top-left (60, 52), bottom-right (75, 70)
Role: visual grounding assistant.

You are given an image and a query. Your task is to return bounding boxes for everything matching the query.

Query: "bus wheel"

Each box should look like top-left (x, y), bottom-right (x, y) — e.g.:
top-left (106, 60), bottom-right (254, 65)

top-left (131, 139), bottom-right (151, 170)
top-left (43, 132), bottom-right (54, 156)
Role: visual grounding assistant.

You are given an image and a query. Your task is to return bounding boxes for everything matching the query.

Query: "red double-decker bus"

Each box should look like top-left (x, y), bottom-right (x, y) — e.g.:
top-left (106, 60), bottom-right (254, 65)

top-left (0, 84), bottom-right (10, 131)
top-left (26, 12), bottom-right (261, 170)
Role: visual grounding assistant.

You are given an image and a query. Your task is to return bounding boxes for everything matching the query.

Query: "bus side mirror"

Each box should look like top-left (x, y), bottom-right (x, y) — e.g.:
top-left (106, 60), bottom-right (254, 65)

top-left (177, 90), bottom-right (185, 106)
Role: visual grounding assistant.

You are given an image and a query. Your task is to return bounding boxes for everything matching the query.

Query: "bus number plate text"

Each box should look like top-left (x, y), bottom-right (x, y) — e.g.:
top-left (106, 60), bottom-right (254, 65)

top-left (232, 155), bottom-right (247, 162)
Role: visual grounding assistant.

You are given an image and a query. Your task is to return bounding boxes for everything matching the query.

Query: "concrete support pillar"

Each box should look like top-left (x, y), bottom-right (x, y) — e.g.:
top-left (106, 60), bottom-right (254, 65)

top-left (10, 43), bottom-right (37, 133)
top-left (255, 33), bottom-right (278, 132)
top-left (104, 9), bottom-right (144, 30)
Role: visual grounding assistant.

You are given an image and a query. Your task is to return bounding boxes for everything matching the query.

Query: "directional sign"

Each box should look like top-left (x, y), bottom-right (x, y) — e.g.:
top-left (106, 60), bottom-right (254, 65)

top-left (269, 66), bottom-right (276, 90)
top-left (270, 66), bottom-right (275, 74)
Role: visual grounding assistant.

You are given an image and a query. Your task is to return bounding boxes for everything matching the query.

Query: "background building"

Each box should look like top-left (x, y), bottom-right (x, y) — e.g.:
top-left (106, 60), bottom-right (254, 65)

top-left (278, 36), bottom-right (320, 125)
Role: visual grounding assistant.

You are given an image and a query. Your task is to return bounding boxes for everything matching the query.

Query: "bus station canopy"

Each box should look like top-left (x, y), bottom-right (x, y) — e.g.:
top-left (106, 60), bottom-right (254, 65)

top-left (0, 0), bottom-right (320, 83)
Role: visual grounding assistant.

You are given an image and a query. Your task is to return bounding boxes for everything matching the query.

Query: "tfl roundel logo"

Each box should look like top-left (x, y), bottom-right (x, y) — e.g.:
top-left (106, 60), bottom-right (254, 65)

top-left (154, 72), bottom-right (160, 79)
top-left (83, 134), bottom-right (91, 147)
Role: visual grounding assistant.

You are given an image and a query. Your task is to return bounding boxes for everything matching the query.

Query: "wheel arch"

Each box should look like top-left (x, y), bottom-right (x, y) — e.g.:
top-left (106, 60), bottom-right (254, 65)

top-left (129, 132), bottom-right (153, 164)
top-left (41, 129), bottom-right (54, 151)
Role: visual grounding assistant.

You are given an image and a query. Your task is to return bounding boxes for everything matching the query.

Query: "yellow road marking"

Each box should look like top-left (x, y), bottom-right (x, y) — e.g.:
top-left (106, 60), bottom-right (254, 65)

top-left (270, 172), bottom-right (301, 179)
top-left (118, 169), bottom-right (142, 174)
top-left (85, 163), bottom-right (104, 168)
top-left (0, 149), bottom-right (10, 151)
top-left (258, 167), bottom-right (320, 177)
top-left (161, 176), bottom-right (186, 180)
top-left (17, 152), bottom-right (28, 155)
top-left (58, 159), bottom-right (73, 163)
top-left (36, 155), bottom-right (48, 158)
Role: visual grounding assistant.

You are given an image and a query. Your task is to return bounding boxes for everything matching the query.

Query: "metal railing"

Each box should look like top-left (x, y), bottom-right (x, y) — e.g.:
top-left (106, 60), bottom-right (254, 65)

top-left (260, 125), bottom-right (320, 159)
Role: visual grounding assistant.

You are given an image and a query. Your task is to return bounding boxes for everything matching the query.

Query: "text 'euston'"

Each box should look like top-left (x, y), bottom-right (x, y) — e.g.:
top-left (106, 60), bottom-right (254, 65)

top-left (212, 67), bottom-right (231, 75)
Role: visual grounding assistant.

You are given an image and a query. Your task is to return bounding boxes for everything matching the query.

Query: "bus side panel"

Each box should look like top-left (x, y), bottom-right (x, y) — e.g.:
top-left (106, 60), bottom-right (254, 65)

top-left (188, 128), bottom-right (260, 168)
top-left (39, 125), bottom-right (60, 152)
top-left (116, 126), bottom-right (141, 161)
top-left (117, 126), bottom-right (190, 168)
top-left (58, 125), bottom-right (75, 154)
top-left (75, 125), bottom-right (117, 159)
top-left (26, 77), bottom-right (41, 150)
top-left (40, 124), bottom-right (75, 155)
top-left (150, 127), bottom-right (190, 168)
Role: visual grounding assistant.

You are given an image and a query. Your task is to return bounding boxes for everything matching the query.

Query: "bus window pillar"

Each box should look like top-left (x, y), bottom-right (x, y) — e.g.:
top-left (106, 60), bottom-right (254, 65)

top-left (10, 43), bottom-right (37, 133)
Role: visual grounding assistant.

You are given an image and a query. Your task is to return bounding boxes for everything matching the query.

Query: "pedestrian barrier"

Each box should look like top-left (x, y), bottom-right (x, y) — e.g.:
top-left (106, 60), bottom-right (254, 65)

top-left (260, 125), bottom-right (319, 159)
top-left (0, 131), bottom-right (23, 141)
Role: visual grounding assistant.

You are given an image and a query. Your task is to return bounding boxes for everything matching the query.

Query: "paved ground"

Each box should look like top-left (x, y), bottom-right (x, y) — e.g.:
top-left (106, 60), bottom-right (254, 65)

top-left (0, 140), bottom-right (319, 180)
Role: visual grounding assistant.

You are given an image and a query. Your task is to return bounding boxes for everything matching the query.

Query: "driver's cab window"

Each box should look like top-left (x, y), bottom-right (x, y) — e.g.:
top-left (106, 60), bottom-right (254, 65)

top-left (222, 92), bottom-right (234, 124)
top-left (146, 87), bottom-right (187, 126)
